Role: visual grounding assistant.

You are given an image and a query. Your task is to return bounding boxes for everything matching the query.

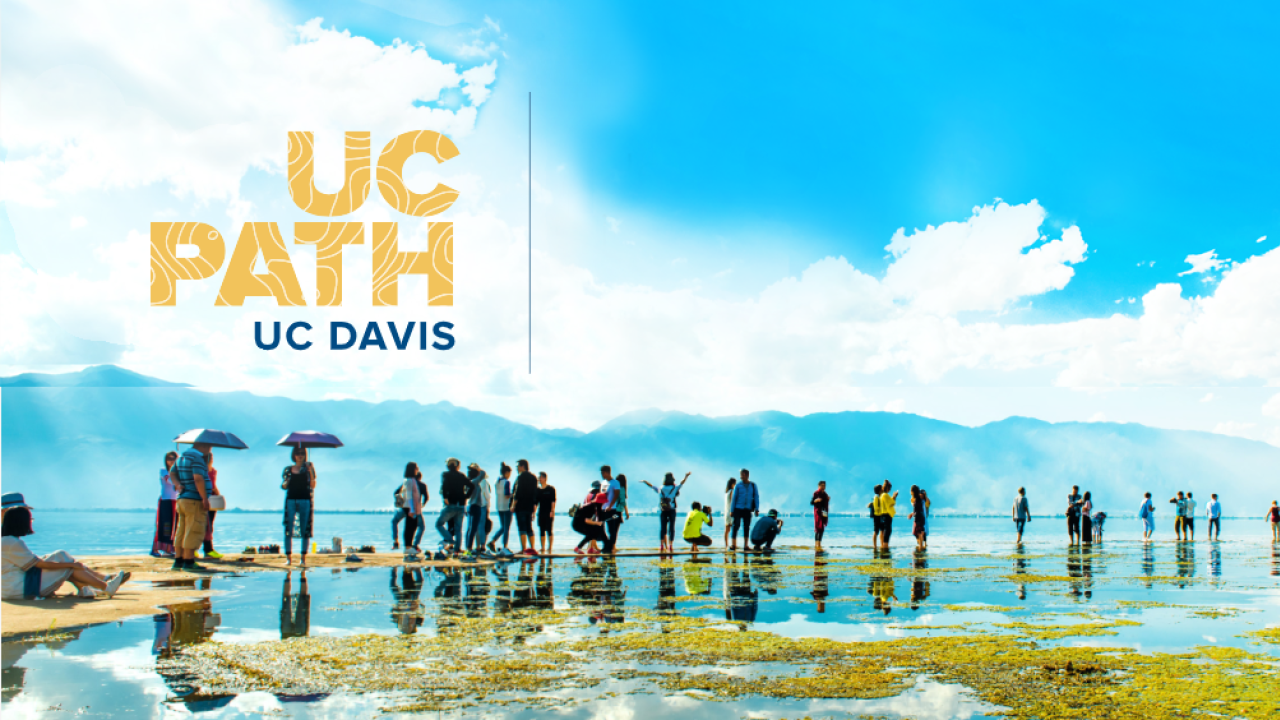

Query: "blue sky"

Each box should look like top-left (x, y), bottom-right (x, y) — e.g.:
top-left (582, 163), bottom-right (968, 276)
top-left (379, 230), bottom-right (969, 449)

top-left (280, 0), bottom-right (1280, 321)
top-left (2, 0), bottom-right (1279, 438)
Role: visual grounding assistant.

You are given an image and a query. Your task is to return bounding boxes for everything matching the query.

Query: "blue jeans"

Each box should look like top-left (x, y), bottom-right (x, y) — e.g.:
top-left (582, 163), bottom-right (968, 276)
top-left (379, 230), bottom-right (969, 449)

top-left (489, 510), bottom-right (512, 548)
top-left (391, 508), bottom-right (407, 543)
top-left (437, 504), bottom-right (466, 550)
top-left (283, 499), bottom-right (312, 556)
top-left (465, 505), bottom-right (488, 552)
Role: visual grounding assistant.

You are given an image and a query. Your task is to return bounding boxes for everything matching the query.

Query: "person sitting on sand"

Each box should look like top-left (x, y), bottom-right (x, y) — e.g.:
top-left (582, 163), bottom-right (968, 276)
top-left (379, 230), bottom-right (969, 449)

top-left (750, 509), bottom-right (783, 551)
top-left (683, 502), bottom-right (714, 555)
top-left (2, 493), bottom-right (130, 599)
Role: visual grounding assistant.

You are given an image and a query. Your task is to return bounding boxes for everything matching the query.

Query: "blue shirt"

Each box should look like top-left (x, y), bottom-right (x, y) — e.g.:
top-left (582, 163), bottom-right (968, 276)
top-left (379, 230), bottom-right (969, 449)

top-left (731, 481), bottom-right (759, 513)
top-left (173, 448), bottom-right (210, 501)
top-left (604, 478), bottom-right (623, 510)
top-left (750, 516), bottom-right (780, 544)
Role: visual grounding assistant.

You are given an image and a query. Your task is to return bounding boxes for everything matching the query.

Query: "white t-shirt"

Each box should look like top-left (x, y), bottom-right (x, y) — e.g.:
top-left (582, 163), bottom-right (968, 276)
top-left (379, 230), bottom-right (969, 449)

top-left (159, 468), bottom-right (178, 501)
top-left (1185, 498), bottom-right (1198, 517)
top-left (2, 536), bottom-right (40, 600)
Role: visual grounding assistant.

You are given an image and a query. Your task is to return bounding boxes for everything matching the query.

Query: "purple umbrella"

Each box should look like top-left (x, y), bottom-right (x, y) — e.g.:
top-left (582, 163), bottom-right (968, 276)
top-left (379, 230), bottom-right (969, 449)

top-left (276, 431), bottom-right (344, 449)
top-left (173, 429), bottom-right (249, 449)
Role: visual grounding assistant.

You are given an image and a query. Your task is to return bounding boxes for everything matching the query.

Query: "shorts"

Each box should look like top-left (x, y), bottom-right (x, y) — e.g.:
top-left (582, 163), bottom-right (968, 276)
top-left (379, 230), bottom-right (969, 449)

top-left (1143, 516), bottom-right (1155, 533)
top-left (684, 535), bottom-right (711, 547)
top-left (175, 499), bottom-right (208, 551)
top-left (1014, 518), bottom-right (1026, 534)
top-left (879, 517), bottom-right (893, 542)
top-left (515, 505), bottom-right (535, 536)
top-left (538, 514), bottom-right (554, 536)
top-left (1183, 517), bottom-right (1194, 531)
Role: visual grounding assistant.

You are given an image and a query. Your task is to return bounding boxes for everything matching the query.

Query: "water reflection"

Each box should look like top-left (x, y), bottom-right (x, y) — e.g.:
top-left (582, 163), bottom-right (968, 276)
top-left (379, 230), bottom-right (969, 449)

top-left (869, 576), bottom-right (896, 615)
top-left (683, 558), bottom-right (713, 596)
top-left (724, 558), bottom-right (759, 626)
top-left (2, 629), bottom-right (85, 702)
top-left (811, 554), bottom-right (829, 613)
top-left (910, 552), bottom-right (930, 610)
top-left (1142, 543), bottom-right (1155, 588)
top-left (153, 597), bottom-right (227, 708)
top-left (390, 566), bottom-right (424, 634)
top-left (1209, 544), bottom-right (1222, 580)
top-left (657, 562), bottom-right (677, 615)
top-left (1175, 542), bottom-right (1196, 588)
top-left (1272, 545), bottom-right (1279, 577)
top-left (1012, 551), bottom-right (1028, 600)
top-left (280, 571), bottom-right (310, 639)
top-left (1067, 545), bottom-right (1093, 600)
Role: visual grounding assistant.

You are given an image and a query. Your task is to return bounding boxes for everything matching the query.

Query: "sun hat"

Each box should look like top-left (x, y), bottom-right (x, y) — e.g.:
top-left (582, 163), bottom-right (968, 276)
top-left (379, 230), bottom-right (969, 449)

top-left (2, 493), bottom-right (31, 511)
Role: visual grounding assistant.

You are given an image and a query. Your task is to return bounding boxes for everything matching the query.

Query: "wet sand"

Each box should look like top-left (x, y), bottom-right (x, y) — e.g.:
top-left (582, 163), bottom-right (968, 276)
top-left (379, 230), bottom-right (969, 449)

top-left (1, 549), bottom-right (762, 636)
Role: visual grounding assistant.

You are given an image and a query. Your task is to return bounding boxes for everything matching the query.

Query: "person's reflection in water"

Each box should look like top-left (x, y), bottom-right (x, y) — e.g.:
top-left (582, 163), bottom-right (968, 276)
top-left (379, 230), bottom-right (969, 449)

top-left (811, 553), bottom-right (829, 613)
top-left (569, 557), bottom-right (605, 621)
top-left (749, 554), bottom-right (781, 596)
top-left (910, 551), bottom-right (930, 610)
top-left (657, 562), bottom-right (678, 616)
top-left (1209, 544), bottom-right (1222, 580)
top-left (1012, 549), bottom-right (1029, 601)
top-left (724, 557), bottom-right (758, 627)
top-left (1067, 545), bottom-right (1085, 600)
top-left (869, 576), bottom-right (895, 615)
top-left (683, 557), bottom-right (713, 597)
top-left (534, 558), bottom-right (555, 612)
top-left (1142, 542), bottom-right (1156, 589)
top-left (491, 560), bottom-right (513, 616)
top-left (433, 566), bottom-right (466, 634)
top-left (466, 566), bottom-right (492, 618)
top-left (280, 570), bottom-right (310, 639)
top-left (153, 598), bottom-right (221, 701)
top-left (599, 558), bottom-right (627, 627)
top-left (1175, 542), bottom-right (1196, 588)
top-left (1272, 545), bottom-right (1280, 577)
top-left (390, 567), bottom-right (424, 635)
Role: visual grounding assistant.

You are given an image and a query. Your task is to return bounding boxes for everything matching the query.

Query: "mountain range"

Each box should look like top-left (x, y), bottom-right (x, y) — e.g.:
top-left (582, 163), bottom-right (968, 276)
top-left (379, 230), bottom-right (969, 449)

top-left (2, 366), bottom-right (1276, 514)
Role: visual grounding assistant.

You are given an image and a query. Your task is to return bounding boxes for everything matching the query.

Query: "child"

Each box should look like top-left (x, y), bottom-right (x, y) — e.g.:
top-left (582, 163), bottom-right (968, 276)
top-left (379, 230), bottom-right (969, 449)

top-left (1092, 511), bottom-right (1107, 543)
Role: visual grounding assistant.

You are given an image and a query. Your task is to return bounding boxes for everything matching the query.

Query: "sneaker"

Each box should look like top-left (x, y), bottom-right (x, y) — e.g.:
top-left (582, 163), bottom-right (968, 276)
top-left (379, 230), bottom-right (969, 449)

top-left (187, 563), bottom-right (215, 574)
top-left (170, 561), bottom-right (185, 572)
top-left (524, 549), bottom-right (539, 557)
top-left (432, 551), bottom-right (448, 562)
top-left (345, 553), bottom-right (364, 563)
top-left (460, 554), bottom-right (477, 564)
top-left (78, 586), bottom-right (99, 598)
top-left (574, 547), bottom-right (585, 555)
top-left (203, 550), bottom-right (223, 560)
top-left (104, 572), bottom-right (130, 596)
top-left (587, 547), bottom-right (600, 555)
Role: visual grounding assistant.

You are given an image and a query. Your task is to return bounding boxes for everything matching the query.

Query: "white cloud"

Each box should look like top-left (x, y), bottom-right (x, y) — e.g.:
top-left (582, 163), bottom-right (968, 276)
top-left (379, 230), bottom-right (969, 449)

top-left (1213, 421), bottom-right (1257, 438)
top-left (69, 216), bottom-right (87, 229)
top-left (1263, 392), bottom-right (1280, 419)
top-left (1088, 412), bottom-right (1107, 422)
top-left (884, 399), bottom-right (906, 413)
top-left (1259, 236), bottom-right (1268, 244)
top-left (606, 216), bottom-right (621, 233)
top-left (882, 200), bottom-right (1086, 315)
top-left (1200, 392), bottom-right (1214, 402)
top-left (1178, 250), bottom-right (1226, 276)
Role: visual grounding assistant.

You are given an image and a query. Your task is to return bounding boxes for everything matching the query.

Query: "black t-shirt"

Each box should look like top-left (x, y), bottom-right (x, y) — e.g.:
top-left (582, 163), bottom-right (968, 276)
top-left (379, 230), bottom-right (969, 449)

top-left (537, 486), bottom-right (557, 516)
top-left (572, 503), bottom-right (598, 528)
top-left (440, 469), bottom-right (471, 505)
top-left (284, 464), bottom-right (312, 500)
top-left (513, 471), bottom-right (539, 507)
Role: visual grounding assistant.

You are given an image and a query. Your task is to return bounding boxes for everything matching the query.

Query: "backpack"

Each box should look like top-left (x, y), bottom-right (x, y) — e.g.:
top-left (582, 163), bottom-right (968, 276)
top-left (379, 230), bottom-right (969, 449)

top-left (659, 485), bottom-right (679, 512)
top-left (567, 503), bottom-right (581, 518)
top-left (394, 484), bottom-right (406, 509)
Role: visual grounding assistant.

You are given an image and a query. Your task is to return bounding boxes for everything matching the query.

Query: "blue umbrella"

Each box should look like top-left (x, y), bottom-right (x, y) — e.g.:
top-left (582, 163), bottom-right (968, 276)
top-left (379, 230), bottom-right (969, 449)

top-left (173, 428), bottom-right (249, 449)
top-left (276, 431), bottom-right (344, 449)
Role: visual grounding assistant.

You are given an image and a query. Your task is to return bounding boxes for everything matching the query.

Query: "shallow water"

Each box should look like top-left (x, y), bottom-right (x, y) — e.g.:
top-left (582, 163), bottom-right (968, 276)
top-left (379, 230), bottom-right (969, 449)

top-left (4, 515), bottom-right (1279, 718)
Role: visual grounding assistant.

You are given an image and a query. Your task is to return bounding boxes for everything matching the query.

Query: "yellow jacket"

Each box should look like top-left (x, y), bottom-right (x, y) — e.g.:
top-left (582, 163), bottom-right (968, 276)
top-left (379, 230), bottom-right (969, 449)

top-left (874, 493), bottom-right (897, 518)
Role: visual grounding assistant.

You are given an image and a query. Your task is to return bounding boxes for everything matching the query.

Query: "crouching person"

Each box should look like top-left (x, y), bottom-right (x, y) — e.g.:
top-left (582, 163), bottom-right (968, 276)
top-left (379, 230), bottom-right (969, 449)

top-left (750, 509), bottom-right (784, 552)
top-left (2, 494), bottom-right (129, 599)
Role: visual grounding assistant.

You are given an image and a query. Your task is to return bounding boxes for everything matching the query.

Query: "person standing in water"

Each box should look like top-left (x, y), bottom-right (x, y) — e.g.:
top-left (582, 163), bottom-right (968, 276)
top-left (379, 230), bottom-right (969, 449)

top-left (812, 481), bottom-right (830, 551)
top-left (1169, 491), bottom-right (1188, 541)
top-left (908, 486), bottom-right (927, 550)
top-left (464, 464), bottom-right (490, 556)
top-left (874, 481), bottom-right (897, 551)
top-left (1139, 492), bottom-right (1155, 541)
top-left (1206, 493), bottom-right (1222, 541)
top-left (1066, 486), bottom-right (1083, 544)
top-left (642, 472), bottom-right (690, 555)
top-left (536, 472), bottom-right (557, 555)
top-left (729, 469), bottom-right (759, 551)
top-left (1012, 487), bottom-right (1031, 544)
top-left (1080, 492), bottom-right (1094, 545)
top-left (1266, 501), bottom-right (1280, 542)
top-left (868, 483), bottom-right (882, 547)
top-left (1183, 492), bottom-right (1198, 541)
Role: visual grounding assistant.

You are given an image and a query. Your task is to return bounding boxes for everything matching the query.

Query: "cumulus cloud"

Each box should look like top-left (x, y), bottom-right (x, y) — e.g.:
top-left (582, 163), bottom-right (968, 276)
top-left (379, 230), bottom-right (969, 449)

top-left (882, 200), bottom-right (1086, 315)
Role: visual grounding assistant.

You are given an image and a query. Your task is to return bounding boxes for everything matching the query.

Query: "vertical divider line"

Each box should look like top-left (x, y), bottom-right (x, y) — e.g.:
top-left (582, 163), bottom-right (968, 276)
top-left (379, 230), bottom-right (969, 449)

top-left (528, 91), bottom-right (532, 374)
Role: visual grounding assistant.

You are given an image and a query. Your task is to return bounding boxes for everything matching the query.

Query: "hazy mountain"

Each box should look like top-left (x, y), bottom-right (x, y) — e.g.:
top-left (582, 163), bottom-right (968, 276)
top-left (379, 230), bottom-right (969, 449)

top-left (2, 366), bottom-right (1275, 515)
